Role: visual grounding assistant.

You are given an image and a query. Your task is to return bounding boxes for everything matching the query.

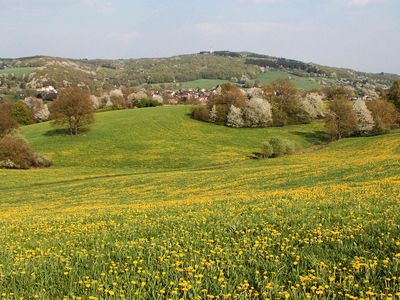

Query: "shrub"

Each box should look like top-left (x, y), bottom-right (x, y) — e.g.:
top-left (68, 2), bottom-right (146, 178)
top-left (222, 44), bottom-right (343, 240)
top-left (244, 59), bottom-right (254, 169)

top-left (269, 137), bottom-right (287, 157)
top-left (284, 140), bottom-right (297, 155)
top-left (260, 141), bottom-right (273, 158)
top-left (12, 101), bottom-right (33, 125)
top-left (192, 106), bottom-right (210, 122)
top-left (136, 98), bottom-right (162, 108)
top-left (127, 91), bottom-right (148, 107)
top-left (254, 137), bottom-right (297, 159)
top-left (0, 136), bottom-right (36, 169)
top-left (32, 154), bottom-right (52, 168)
top-left (110, 89), bottom-right (126, 108)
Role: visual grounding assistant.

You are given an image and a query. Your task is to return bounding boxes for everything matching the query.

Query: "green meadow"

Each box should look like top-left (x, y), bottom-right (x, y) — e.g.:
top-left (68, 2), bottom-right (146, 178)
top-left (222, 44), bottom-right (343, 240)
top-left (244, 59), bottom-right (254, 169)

top-left (0, 106), bottom-right (399, 299)
top-left (255, 71), bottom-right (321, 90)
top-left (0, 67), bottom-right (34, 75)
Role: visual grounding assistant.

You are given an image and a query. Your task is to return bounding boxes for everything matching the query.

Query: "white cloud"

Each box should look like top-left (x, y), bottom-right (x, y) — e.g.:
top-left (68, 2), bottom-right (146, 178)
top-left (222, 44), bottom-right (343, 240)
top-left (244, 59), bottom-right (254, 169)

top-left (239, 0), bottom-right (283, 4)
top-left (347, 0), bottom-right (385, 6)
top-left (196, 21), bottom-right (281, 36)
top-left (0, 0), bottom-right (117, 15)
top-left (237, 22), bottom-right (279, 33)
top-left (108, 31), bottom-right (140, 45)
top-left (195, 23), bottom-right (227, 36)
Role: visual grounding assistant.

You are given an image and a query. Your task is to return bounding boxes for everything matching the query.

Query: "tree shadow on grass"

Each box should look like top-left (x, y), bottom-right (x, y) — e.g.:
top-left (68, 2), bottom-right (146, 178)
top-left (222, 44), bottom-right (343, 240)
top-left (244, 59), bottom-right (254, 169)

top-left (44, 128), bottom-right (70, 136)
top-left (44, 128), bottom-right (91, 136)
top-left (290, 130), bottom-right (329, 145)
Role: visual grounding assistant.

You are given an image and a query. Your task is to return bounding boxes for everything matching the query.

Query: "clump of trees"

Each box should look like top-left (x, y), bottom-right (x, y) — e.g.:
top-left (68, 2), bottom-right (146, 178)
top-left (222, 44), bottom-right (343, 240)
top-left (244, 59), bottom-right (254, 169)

top-left (136, 98), bottom-right (163, 108)
top-left (253, 137), bottom-right (298, 159)
top-left (193, 80), bottom-right (320, 128)
top-left (50, 88), bottom-right (95, 135)
top-left (263, 79), bottom-right (312, 126)
top-left (90, 88), bottom-right (163, 111)
top-left (367, 98), bottom-right (399, 134)
top-left (0, 98), bottom-right (34, 126)
top-left (23, 97), bottom-right (50, 122)
top-left (325, 97), bottom-right (399, 141)
top-left (323, 86), bottom-right (353, 101)
top-left (0, 100), bottom-right (51, 169)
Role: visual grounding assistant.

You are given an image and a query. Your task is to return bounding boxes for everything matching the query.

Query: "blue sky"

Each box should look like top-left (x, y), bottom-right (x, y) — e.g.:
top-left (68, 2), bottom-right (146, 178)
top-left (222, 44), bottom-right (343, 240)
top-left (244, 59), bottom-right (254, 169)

top-left (0, 0), bottom-right (399, 73)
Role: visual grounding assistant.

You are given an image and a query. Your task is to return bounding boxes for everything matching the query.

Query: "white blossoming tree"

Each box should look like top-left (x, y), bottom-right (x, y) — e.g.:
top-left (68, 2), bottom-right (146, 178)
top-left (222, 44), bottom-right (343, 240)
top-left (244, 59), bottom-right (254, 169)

top-left (300, 93), bottom-right (325, 119)
top-left (226, 105), bottom-right (244, 128)
top-left (243, 97), bottom-right (272, 127)
top-left (353, 100), bottom-right (375, 134)
top-left (209, 105), bottom-right (218, 123)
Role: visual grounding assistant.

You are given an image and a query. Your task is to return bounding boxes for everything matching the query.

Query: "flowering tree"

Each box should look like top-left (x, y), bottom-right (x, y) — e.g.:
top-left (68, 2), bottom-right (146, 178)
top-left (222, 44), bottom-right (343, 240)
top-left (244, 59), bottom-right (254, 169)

top-left (227, 105), bottom-right (244, 128)
top-left (353, 100), bottom-right (375, 134)
top-left (243, 97), bottom-right (272, 127)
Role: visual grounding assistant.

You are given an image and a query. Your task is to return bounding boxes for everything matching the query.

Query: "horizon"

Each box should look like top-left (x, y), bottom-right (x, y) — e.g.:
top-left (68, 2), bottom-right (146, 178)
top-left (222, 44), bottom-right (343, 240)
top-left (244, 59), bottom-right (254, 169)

top-left (0, 0), bottom-right (399, 74)
top-left (1, 51), bottom-right (399, 76)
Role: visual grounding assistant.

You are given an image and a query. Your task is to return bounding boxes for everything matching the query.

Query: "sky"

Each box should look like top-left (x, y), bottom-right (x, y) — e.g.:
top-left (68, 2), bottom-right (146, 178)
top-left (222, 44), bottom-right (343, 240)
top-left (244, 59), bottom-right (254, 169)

top-left (0, 0), bottom-right (399, 74)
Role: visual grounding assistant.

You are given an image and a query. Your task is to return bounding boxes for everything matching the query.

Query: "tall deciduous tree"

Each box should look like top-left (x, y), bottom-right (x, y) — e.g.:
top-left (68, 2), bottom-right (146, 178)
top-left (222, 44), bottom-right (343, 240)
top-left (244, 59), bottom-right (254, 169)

top-left (51, 88), bottom-right (95, 135)
top-left (323, 86), bottom-right (353, 101)
top-left (0, 100), bottom-right (18, 138)
top-left (325, 97), bottom-right (358, 140)
top-left (263, 79), bottom-right (310, 126)
top-left (387, 80), bottom-right (400, 110)
top-left (367, 98), bottom-right (399, 133)
top-left (353, 100), bottom-right (375, 134)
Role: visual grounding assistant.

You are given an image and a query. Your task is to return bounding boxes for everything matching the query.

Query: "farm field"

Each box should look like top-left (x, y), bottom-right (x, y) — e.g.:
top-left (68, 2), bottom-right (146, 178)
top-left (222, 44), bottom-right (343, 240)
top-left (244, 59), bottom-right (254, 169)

top-left (0, 94), bottom-right (19, 101)
top-left (0, 106), bottom-right (399, 299)
top-left (0, 67), bottom-right (34, 75)
top-left (177, 79), bottom-right (230, 90)
top-left (255, 71), bottom-right (321, 90)
top-left (140, 79), bottom-right (230, 90)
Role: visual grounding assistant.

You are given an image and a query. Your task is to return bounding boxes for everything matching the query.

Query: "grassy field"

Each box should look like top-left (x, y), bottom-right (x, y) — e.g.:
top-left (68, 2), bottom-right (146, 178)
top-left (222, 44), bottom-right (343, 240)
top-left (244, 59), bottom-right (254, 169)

top-left (0, 106), bottom-right (399, 299)
top-left (139, 79), bottom-right (230, 90)
top-left (177, 79), bottom-right (230, 89)
top-left (0, 94), bottom-right (19, 101)
top-left (0, 67), bottom-right (34, 75)
top-left (255, 71), bottom-right (321, 90)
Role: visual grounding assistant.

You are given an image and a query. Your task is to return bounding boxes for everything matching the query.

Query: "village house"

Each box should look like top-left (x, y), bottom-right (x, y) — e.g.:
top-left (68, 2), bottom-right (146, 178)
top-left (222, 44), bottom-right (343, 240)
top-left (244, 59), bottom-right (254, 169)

top-left (36, 86), bottom-right (58, 100)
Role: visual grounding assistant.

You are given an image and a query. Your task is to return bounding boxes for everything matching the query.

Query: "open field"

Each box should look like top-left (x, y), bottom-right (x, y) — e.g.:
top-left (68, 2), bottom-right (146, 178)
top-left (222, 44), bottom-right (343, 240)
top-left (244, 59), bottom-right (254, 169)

top-left (0, 67), bottom-right (34, 75)
top-left (255, 71), bottom-right (321, 90)
top-left (139, 79), bottom-right (230, 90)
top-left (177, 79), bottom-right (230, 90)
top-left (0, 106), bottom-right (399, 299)
top-left (0, 94), bottom-right (19, 101)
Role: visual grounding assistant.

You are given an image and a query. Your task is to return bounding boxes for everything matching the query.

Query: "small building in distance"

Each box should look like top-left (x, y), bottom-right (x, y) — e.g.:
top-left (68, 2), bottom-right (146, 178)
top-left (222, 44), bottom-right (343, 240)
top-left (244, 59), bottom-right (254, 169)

top-left (36, 86), bottom-right (58, 101)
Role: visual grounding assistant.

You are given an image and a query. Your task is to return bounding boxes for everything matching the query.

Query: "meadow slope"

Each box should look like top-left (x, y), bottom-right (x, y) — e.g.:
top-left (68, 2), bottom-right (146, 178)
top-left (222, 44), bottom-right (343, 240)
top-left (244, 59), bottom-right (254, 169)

top-left (0, 106), bottom-right (399, 299)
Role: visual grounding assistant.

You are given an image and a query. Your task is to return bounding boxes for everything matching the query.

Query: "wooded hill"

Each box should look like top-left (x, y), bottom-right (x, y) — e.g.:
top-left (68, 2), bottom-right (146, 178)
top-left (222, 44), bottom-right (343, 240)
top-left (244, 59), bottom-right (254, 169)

top-left (1, 51), bottom-right (399, 99)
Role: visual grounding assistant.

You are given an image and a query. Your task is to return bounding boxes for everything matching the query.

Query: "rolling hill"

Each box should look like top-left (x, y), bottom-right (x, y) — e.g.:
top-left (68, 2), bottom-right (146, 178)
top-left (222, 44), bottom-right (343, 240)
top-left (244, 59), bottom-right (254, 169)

top-left (0, 106), bottom-right (399, 299)
top-left (1, 51), bottom-right (399, 100)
